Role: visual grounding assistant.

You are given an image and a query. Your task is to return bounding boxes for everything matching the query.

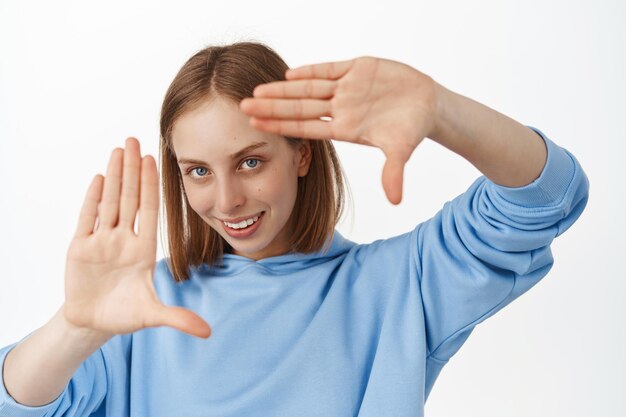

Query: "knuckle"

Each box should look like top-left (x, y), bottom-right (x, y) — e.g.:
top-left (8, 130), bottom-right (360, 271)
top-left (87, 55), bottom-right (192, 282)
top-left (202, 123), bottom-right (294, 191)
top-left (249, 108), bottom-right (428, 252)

top-left (296, 100), bottom-right (303, 118)
top-left (297, 119), bottom-right (305, 137)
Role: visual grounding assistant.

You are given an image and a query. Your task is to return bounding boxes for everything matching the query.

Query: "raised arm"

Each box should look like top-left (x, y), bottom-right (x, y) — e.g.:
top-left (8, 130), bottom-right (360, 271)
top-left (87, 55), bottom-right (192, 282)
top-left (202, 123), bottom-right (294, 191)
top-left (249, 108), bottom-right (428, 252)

top-left (2, 307), bottom-right (111, 408)
top-left (1, 137), bottom-right (210, 415)
top-left (239, 56), bottom-right (590, 399)
top-left (428, 83), bottom-right (547, 187)
top-left (239, 55), bottom-right (548, 201)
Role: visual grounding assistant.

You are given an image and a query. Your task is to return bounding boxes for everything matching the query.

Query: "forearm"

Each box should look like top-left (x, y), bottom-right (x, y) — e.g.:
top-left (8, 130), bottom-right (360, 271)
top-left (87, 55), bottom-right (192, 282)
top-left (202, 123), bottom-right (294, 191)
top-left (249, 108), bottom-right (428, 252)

top-left (2, 305), bottom-right (111, 407)
top-left (429, 81), bottom-right (547, 187)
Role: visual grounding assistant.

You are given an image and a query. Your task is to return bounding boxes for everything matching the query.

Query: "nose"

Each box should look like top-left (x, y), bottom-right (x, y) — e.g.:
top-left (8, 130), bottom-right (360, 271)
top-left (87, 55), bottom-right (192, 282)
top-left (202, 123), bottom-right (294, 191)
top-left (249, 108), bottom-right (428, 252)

top-left (215, 175), bottom-right (246, 215)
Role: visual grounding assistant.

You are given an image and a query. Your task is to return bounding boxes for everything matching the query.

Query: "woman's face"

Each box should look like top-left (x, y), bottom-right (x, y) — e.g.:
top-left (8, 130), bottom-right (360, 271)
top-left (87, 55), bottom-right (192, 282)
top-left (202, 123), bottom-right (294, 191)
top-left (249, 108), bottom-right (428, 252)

top-left (171, 96), bottom-right (312, 261)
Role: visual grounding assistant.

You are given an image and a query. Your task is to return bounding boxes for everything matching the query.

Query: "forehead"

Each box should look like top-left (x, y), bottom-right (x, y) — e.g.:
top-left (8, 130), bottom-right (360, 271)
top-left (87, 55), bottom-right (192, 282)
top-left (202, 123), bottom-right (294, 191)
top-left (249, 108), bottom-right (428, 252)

top-left (171, 97), bottom-right (280, 158)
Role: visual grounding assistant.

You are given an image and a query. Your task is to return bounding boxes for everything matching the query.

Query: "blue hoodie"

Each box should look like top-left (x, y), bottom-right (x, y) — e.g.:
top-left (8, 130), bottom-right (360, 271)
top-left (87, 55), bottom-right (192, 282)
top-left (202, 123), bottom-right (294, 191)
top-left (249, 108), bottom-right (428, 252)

top-left (0, 126), bottom-right (589, 417)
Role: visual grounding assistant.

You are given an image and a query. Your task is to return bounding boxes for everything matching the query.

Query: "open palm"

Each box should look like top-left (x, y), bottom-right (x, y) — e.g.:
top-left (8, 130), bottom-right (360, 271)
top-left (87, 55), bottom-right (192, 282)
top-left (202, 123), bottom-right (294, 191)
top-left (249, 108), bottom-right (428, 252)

top-left (63, 138), bottom-right (211, 339)
top-left (239, 56), bottom-right (440, 204)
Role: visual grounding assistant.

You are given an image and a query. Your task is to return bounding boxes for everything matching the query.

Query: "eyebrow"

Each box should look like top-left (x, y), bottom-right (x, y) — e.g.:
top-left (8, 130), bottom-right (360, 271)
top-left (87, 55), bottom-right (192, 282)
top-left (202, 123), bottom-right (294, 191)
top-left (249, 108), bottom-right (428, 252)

top-left (177, 141), bottom-right (269, 166)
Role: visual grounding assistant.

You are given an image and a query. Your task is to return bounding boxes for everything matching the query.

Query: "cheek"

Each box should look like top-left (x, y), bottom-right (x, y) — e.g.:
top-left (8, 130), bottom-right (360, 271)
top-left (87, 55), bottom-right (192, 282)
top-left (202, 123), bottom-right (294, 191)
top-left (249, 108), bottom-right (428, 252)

top-left (183, 184), bottom-right (214, 214)
top-left (260, 168), bottom-right (299, 209)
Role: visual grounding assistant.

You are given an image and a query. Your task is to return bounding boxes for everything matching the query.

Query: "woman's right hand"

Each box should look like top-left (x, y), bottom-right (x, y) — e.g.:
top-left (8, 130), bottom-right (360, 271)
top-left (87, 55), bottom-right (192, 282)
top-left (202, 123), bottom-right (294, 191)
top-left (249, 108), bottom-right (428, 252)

top-left (62, 137), bottom-right (211, 340)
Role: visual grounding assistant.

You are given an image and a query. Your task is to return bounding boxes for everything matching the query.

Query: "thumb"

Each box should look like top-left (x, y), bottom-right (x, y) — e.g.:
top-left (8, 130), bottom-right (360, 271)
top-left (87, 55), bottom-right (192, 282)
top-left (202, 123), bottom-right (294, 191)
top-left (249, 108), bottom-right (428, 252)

top-left (151, 305), bottom-right (212, 339)
top-left (381, 151), bottom-right (407, 205)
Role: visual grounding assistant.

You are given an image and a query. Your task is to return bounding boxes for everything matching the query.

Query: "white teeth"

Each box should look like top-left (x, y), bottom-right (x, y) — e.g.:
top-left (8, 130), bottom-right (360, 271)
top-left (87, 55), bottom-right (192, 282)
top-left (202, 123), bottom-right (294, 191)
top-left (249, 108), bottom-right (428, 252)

top-left (224, 214), bottom-right (260, 229)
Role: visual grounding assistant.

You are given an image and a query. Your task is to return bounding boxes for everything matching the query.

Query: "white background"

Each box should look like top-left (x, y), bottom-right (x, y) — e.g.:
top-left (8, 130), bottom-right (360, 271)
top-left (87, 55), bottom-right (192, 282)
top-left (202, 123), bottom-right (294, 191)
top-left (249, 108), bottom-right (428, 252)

top-left (1, 0), bottom-right (624, 415)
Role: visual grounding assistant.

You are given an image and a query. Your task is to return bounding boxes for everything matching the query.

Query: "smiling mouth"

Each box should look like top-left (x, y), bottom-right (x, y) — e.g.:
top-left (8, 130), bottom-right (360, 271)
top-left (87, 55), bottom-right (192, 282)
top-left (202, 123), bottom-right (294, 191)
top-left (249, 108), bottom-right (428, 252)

top-left (223, 212), bottom-right (263, 229)
top-left (220, 211), bottom-right (265, 238)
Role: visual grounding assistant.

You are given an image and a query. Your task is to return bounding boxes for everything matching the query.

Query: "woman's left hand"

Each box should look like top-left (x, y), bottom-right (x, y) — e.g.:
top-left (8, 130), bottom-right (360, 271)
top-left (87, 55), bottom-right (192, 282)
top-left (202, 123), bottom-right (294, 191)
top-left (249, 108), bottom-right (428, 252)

top-left (239, 56), bottom-right (440, 205)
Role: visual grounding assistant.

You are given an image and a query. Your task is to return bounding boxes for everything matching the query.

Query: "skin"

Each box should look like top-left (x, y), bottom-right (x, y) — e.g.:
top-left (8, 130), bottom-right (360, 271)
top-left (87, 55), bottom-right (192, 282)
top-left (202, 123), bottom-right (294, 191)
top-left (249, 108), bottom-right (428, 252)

top-left (171, 97), bottom-right (312, 261)
top-left (240, 56), bottom-right (547, 204)
top-left (3, 55), bottom-right (549, 406)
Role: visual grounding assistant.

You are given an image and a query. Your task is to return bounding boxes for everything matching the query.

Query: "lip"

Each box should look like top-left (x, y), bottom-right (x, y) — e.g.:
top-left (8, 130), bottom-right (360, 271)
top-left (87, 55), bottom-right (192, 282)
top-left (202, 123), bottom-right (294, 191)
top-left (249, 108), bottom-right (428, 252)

top-left (221, 211), bottom-right (265, 239)
top-left (218, 212), bottom-right (264, 224)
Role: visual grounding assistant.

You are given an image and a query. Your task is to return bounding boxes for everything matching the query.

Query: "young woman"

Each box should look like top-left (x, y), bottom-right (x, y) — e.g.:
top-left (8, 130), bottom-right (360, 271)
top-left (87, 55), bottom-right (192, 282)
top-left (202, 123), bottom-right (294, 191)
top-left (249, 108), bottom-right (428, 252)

top-left (0, 41), bottom-right (589, 416)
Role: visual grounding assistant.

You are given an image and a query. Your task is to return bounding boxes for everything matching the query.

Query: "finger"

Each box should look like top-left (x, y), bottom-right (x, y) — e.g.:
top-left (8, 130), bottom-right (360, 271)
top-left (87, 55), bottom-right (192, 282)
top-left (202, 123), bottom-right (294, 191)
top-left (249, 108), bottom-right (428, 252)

top-left (252, 79), bottom-right (336, 99)
top-left (151, 305), bottom-right (212, 339)
top-left (118, 137), bottom-right (141, 230)
top-left (285, 59), bottom-right (354, 80)
top-left (381, 153), bottom-right (408, 205)
top-left (249, 117), bottom-right (334, 140)
top-left (74, 174), bottom-right (104, 238)
top-left (240, 98), bottom-right (331, 120)
top-left (138, 155), bottom-right (159, 243)
top-left (98, 148), bottom-right (124, 228)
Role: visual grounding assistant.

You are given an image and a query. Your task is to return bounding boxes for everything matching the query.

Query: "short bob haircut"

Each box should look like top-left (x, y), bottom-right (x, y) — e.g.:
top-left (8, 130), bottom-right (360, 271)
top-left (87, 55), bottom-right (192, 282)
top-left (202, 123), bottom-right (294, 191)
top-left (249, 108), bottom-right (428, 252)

top-left (159, 41), bottom-right (349, 283)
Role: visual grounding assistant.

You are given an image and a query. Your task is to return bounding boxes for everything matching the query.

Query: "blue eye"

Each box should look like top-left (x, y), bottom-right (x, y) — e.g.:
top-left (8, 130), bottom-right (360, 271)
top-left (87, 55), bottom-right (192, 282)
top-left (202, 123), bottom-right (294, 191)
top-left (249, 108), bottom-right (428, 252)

top-left (188, 167), bottom-right (208, 178)
top-left (243, 158), bottom-right (259, 169)
top-left (185, 158), bottom-right (262, 180)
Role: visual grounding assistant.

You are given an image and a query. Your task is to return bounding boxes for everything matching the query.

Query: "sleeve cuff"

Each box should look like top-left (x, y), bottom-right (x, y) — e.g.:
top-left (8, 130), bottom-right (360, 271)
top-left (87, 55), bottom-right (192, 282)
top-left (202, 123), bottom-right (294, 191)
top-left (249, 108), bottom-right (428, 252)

top-left (0, 333), bottom-right (67, 417)
top-left (491, 125), bottom-right (577, 207)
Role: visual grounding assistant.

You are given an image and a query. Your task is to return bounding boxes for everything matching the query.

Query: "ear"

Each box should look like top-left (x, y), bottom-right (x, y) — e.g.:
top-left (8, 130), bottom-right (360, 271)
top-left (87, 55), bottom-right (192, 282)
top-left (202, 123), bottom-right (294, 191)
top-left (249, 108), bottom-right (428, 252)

top-left (296, 140), bottom-right (313, 177)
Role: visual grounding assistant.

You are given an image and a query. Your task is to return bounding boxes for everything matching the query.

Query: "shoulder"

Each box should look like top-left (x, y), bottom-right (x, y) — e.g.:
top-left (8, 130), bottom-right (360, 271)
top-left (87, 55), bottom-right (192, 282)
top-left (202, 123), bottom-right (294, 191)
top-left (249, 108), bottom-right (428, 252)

top-left (340, 228), bottom-right (418, 272)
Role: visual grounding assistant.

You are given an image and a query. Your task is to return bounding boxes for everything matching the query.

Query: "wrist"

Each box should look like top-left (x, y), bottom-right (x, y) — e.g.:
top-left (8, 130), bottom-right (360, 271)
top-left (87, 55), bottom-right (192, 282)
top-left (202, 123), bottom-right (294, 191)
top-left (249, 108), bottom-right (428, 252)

top-left (57, 305), bottom-right (113, 347)
top-left (428, 81), bottom-right (454, 144)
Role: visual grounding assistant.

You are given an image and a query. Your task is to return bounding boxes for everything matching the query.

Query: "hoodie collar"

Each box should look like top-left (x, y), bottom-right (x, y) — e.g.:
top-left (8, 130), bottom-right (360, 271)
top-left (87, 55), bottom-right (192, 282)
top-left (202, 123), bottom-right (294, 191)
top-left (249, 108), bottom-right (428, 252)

top-left (194, 229), bottom-right (355, 276)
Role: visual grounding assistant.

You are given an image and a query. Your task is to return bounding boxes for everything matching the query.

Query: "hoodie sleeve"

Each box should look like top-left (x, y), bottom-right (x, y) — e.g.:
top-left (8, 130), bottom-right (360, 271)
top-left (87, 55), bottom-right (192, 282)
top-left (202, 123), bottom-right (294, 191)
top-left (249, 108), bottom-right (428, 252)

top-left (0, 331), bottom-right (131, 417)
top-left (415, 125), bottom-right (589, 363)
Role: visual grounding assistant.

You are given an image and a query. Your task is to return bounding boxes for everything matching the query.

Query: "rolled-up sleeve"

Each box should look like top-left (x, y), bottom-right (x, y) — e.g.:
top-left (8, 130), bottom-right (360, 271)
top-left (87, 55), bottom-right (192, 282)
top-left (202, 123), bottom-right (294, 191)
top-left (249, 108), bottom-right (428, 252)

top-left (415, 126), bottom-right (590, 362)
top-left (0, 331), bottom-right (131, 417)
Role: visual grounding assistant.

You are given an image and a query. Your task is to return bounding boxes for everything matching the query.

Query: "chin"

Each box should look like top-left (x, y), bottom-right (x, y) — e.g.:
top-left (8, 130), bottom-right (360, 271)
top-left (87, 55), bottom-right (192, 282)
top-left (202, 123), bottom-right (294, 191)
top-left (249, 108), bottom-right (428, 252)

top-left (218, 230), bottom-right (266, 251)
top-left (232, 239), bottom-right (269, 255)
